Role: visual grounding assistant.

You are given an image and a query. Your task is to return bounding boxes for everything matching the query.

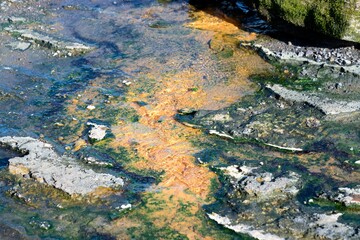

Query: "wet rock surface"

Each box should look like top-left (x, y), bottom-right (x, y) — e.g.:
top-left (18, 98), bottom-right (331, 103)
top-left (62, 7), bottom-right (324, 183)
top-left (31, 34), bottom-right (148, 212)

top-left (206, 164), bottom-right (360, 240)
top-left (0, 136), bottom-right (124, 196)
top-left (175, 3), bottom-right (360, 237)
top-left (178, 90), bottom-right (326, 151)
top-left (267, 84), bottom-right (360, 115)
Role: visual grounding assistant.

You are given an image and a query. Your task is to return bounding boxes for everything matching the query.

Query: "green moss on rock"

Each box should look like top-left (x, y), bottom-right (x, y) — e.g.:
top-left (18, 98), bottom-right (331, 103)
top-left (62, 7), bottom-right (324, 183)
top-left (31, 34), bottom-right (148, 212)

top-left (247, 0), bottom-right (357, 40)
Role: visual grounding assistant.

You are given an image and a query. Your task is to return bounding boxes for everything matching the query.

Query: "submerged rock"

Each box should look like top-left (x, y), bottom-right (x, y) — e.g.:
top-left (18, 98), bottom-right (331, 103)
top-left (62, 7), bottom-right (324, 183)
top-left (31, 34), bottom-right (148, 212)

top-left (0, 136), bottom-right (124, 196)
top-left (7, 16), bottom-right (26, 23)
top-left (5, 28), bottom-right (93, 56)
top-left (9, 42), bottom-right (31, 51)
top-left (7, 41), bottom-right (31, 51)
top-left (0, 222), bottom-right (28, 240)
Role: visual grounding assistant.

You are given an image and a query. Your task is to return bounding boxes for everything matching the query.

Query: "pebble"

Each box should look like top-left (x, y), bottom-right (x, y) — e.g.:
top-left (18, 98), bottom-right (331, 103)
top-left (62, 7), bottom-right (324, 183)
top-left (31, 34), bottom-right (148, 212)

top-left (86, 105), bottom-right (95, 110)
top-left (120, 204), bottom-right (132, 209)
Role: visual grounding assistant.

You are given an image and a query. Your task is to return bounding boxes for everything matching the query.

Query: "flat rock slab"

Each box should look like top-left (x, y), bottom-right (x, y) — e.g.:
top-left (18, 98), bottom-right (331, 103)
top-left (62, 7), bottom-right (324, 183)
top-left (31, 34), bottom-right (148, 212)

top-left (268, 84), bottom-right (360, 115)
top-left (7, 41), bottom-right (31, 51)
top-left (0, 136), bottom-right (124, 196)
top-left (6, 28), bottom-right (93, 56)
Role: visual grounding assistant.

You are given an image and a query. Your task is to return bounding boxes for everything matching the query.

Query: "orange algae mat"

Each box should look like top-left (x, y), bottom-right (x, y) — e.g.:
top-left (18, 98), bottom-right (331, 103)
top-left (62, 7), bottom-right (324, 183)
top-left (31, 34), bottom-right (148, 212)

top-left (65, 9), bottom-right (271, 239)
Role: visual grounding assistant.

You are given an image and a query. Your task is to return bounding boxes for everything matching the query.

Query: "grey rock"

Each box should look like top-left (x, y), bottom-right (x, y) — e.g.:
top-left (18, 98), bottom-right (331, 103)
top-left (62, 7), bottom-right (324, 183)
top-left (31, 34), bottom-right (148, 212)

top-left (5, 28), bottom-right (93, 56)
top-left (213, 165), bottom-right (360, 240)
top-left (7, 16), bottom-right (26, 23)
top-left (208, 213), bottom-right (284, 240)
top-left (268, 84), bottom-right (360, 115)
top-left (297, 51), bottom-right (304, 57)
top-left (343, 59), bottom-right (352, 65)
top-left (250, 43), bottom-right (360, 76)
top-left (305, 50), bottom-right (313, 57)
top-left (335, 82), bottom-right (343, 89)
top-left (310, 213), bottom-right (358, 240)
top-left (87, 122), bottom-right (108, 142)
top-left (333, 186), bottom-right (360, 206)
top-left (7, 41), bottom-right (31, 51)
top-left (0, 136), bottom-right (124, 196)
top-left (219, 165), bottom-right (300, 200)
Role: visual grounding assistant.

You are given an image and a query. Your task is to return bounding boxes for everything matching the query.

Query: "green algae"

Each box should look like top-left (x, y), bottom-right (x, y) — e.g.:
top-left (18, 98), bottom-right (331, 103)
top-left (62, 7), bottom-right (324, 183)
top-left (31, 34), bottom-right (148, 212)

top-left (250, 63), bottom-right (323, 92)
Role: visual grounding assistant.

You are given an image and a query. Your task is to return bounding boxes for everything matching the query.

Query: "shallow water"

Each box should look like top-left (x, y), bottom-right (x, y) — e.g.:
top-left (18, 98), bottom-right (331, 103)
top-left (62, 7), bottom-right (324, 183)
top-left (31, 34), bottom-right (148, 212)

top-left (0, 0), bottom-right (359, 239)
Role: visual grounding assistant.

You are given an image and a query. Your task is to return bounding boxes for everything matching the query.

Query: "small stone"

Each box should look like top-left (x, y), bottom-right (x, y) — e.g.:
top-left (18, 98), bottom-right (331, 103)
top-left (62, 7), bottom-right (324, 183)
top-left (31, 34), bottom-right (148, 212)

top-left (178, 108), bottom-right (196, 115)
top-left (335, 82), bottom-right (343, 89)
top-left (8, 16), bottom-right (26, 23)
top-left (87, 105), bottom-right (95, 110)
top-left (54, 122), bottom-right (64, 127)
top-left (120, 204), bottom-right (132, 209)
top-left (343, 59), bottom-right (352, 65)
top-left (122, 80), bottom-right (132, 86)
top-left (87, 122), bottom-right (108, 142)
top-left (305, 117), bottom-right (321, 128)
top-left (305, 50), bottom-right (313, 57)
